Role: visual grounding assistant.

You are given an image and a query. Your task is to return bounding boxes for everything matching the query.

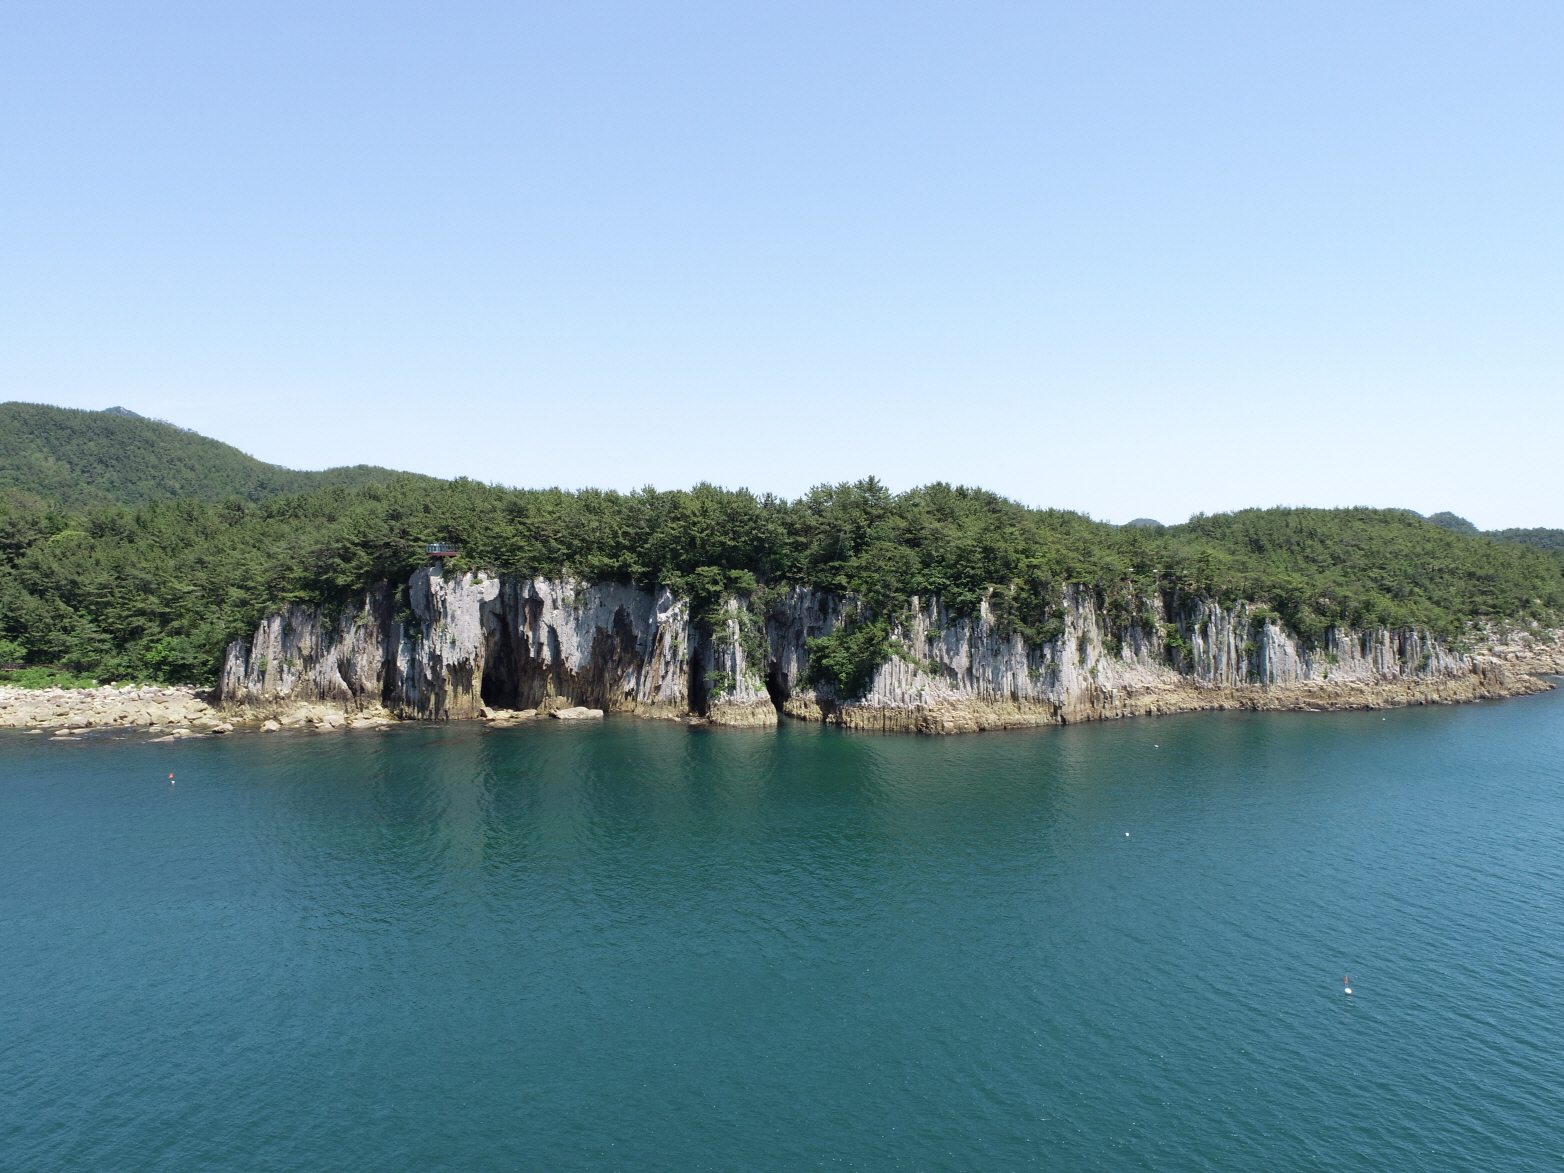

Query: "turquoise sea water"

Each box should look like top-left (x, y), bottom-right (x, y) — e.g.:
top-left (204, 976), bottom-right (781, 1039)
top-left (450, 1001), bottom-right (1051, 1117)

top-left (3, 691), bottom-right (1563, 1172)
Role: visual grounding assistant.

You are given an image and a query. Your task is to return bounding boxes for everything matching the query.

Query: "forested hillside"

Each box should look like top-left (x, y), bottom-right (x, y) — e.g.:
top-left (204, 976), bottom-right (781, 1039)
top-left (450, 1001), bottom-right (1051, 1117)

top-left (3, 472), bottom-right (1561, 688)
top-left (1426, 509), bottom-right (1564, 553)
top-left (0, 402), bottom-right (425, 509)
top-left (1489, 527), bottom-right (1564, 551)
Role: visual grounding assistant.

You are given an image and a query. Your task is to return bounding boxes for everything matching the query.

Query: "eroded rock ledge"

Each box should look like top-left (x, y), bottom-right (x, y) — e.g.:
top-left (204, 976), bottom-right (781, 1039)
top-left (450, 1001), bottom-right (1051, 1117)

top-left (0, 684), bottom-right (231, 739)
top-left (210, 567), bottom-right (1564, 734)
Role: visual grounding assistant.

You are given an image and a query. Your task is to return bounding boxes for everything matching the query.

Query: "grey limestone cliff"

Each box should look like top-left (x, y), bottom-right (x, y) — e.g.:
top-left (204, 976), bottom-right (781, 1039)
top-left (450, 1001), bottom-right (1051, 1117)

top-left (772, 588), bottom-right (1559, 733)
top-left (218, 567), bottom-right (1564, 730)
top-left (220, 568), bottom-right (696, 721)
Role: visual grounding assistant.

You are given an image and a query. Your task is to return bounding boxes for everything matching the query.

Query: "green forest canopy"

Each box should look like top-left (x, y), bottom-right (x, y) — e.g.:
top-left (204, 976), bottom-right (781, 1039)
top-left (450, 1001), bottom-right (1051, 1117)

top-left (0, 402), bottom-right (427, 510)
top-left (1425, 509), bottom-right (1564, 551)
top-left (3, 473), bottom-right (1561, 691)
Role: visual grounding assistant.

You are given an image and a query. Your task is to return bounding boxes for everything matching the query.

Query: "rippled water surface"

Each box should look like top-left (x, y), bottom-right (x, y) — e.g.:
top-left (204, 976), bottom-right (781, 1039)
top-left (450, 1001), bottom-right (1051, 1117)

top-left (4, 691), bottom-right (1564, 1172)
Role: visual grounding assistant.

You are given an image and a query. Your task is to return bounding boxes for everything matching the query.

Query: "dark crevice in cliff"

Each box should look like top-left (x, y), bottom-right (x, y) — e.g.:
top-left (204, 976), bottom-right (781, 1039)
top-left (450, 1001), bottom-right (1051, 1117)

top-left (379, 655), bottom-right (399, 710)
top-left (480, 655), bottom-right (518, 710)
top-left (763, 661), bottom-right (790, 712)
top-left (481, 619), bottom-right (521, 710)
top-left (588, 605), bottom-right (644, 711)
top-left (687, 627), bottom-right (710, 716)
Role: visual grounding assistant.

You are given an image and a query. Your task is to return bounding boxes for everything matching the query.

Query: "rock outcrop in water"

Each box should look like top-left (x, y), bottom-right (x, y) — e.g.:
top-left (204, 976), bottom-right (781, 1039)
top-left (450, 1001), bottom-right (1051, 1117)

top-left (217, 567), bottom-right (1564, 731)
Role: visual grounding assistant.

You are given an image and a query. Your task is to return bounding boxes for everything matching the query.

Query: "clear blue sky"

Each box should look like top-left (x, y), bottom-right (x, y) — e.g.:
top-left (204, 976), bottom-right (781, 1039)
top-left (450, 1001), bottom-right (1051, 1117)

top-left (3, 2), bottom-right (1560, 528)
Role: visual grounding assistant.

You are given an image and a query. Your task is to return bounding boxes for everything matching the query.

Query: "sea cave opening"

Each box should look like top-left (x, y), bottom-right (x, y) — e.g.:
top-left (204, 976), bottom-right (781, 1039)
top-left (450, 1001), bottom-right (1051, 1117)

top-left (480, 626), bottom-right (521, 710)
top-left (763, 662), bottom-right (790, 713)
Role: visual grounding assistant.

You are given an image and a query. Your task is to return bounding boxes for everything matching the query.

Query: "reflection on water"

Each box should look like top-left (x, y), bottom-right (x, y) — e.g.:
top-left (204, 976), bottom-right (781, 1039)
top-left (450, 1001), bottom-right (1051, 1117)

top-left (5, 691), bottom-right (1564, 1172)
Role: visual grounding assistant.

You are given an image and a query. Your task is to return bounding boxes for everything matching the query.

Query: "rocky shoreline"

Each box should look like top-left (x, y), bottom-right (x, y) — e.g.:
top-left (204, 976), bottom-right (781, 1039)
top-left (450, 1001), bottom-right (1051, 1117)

top-left (783, 658), bottom-right (1563, 733)
top-left (1, 684), bottom-right (233, 741)
top-left (201, 566), bottom-right (1564, 736)
top-left (5, 654), bottom-right (1558, 745)
top-left (0, 684), bottom-right (608, 742)
top-left (16, 567), bottom-right (1564, 743)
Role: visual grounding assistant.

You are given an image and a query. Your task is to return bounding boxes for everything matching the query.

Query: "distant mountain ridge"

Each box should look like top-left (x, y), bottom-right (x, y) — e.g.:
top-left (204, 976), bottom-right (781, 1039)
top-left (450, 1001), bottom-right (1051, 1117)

top-left (1424, 510), bottom-right (1564, 553)
top-left (0, 402), bottom-right (428, 509)
top-left (101, 405), bottom-right (195, 432)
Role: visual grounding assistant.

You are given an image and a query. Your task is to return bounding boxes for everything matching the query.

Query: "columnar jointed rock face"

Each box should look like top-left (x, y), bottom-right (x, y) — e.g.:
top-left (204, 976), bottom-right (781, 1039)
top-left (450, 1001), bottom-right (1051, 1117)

top-left (217, 583), bottom-right (396, 713)
top-left (394, 569), bottom-right (500, 719)
top-left (218, 569), bottom-right (1564, 730)
top-left (700, 597), bottom-right (781, 726)
top-left (481, 577), bottom-right (694, 718)
top-left (220, 569), bottom-right (701, 721)
top-left (773, 588), bottom-right (1564, 733)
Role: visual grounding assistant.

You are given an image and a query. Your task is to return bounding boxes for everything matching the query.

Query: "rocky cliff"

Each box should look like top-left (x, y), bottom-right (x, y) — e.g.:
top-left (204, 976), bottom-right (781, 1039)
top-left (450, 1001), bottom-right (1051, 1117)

top-left (217, 567), bottom-right (1564, 730)
top-left (218, 568), bottom-right (696, 721)
top-left (774, 587), bottom-right (1562, 732)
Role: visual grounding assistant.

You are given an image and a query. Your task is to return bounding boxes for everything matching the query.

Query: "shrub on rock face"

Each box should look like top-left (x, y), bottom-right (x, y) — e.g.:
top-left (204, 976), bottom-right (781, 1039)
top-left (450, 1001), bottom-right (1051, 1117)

top-left (804, 616), bottom-right (892, 699)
